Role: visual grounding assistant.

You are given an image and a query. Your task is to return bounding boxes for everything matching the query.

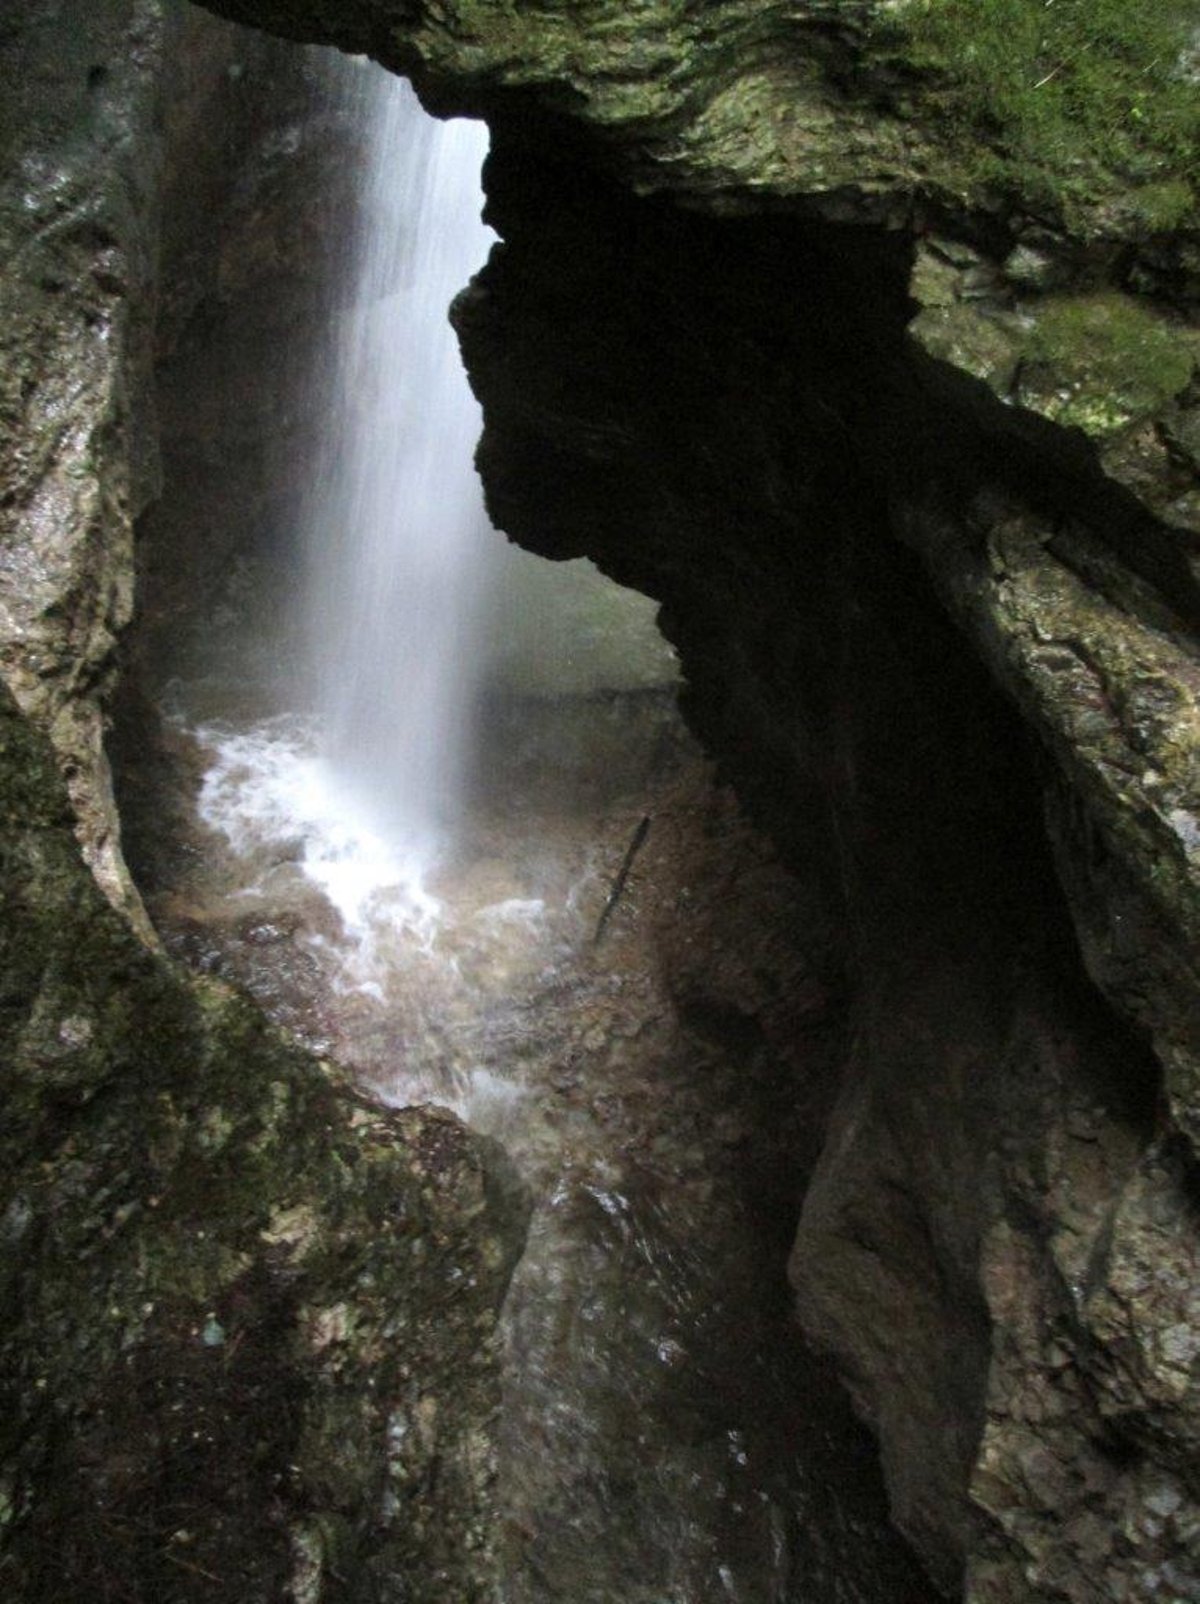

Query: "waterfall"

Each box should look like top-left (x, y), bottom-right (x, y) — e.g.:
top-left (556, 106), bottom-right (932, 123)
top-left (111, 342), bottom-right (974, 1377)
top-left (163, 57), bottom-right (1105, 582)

top-left (302, 60), bottom-right (494, 904)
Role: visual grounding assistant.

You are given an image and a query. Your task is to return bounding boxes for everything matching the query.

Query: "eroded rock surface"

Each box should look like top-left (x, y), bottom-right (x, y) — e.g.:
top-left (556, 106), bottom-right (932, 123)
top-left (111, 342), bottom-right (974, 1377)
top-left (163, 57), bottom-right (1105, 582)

top-left (0, 8), bottom-right (525, 1600)
top-left (448, 123), bottom-right (1200, 1598)
top-left (0, 680), bottom-right (525, 1600)
top-left (0, 0), bottom-right (166, 927)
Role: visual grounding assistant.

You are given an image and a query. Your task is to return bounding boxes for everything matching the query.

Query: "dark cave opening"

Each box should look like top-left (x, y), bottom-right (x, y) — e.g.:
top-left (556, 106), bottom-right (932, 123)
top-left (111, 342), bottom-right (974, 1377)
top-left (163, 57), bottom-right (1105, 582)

top-left (106, 18), bottom-right (936, 1601)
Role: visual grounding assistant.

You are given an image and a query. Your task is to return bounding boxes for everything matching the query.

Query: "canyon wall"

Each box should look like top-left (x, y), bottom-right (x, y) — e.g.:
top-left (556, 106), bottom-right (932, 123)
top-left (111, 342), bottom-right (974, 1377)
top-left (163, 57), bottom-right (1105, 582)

top-left (0, 0), bottom-right (166, 930)
top-left (0, 8), bottom-right (525, 1600)
top-left (454, 128), bottom-right (1196, 1600)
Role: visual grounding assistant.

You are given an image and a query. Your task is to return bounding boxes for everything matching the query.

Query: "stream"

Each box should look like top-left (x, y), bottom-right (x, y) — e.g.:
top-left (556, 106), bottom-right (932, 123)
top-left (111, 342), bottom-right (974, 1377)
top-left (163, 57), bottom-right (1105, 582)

top-left (124, 547), bottom-right (928, 1603)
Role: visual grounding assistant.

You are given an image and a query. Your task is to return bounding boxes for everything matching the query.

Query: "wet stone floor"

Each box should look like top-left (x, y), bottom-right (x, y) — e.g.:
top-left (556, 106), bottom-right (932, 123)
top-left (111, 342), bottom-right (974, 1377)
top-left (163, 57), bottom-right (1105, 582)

top-left (115, 586), bottom-right (931, 1604)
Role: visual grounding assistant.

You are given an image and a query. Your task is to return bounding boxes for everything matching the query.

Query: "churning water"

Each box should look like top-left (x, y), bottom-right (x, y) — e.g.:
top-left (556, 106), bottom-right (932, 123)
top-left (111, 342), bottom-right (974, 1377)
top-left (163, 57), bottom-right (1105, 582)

top-left (183, 63), bottom-right (497, 979)
top-left (301, 61), bottom-right (494, 901)
top-left (168, 55), bottom-right (673, 1010)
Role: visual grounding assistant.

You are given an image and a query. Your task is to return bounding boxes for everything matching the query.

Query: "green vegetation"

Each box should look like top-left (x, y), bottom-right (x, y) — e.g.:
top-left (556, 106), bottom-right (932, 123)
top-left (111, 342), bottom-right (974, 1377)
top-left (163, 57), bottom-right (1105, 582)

top-left (880, 0), bottom-right (1200, 227)
top-left (1018, 291), bottom-right (1197, 433)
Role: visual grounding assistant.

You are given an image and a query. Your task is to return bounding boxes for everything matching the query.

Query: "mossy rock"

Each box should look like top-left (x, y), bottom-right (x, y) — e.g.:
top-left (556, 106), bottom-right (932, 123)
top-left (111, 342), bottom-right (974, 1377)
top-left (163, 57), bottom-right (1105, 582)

top-left (0, 686), bottom-right (526, 1602)
top-left (878, 0), bottom-right (1200, 235)
top-left (1015, 291), bottom-right (1198, 437)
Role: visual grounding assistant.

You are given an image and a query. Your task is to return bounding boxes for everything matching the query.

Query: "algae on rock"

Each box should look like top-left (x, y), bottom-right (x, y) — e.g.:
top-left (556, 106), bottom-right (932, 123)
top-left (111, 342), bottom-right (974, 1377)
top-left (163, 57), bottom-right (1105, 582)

top-left (0, 6), bottom-right (527, 1600)
top-left (0, 680), bottom-right (525, 1600)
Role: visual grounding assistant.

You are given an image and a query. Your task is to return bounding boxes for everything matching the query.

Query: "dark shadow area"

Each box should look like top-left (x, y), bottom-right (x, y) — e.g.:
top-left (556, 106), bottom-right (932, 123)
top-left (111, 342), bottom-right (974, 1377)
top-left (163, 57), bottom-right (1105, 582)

top-left (454, 110), bottom-right (1168, 1592)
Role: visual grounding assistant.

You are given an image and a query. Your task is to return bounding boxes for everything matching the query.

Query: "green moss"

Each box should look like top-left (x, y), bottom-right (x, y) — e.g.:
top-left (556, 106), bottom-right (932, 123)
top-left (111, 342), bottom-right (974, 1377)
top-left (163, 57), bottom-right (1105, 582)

top-left (911, 300), bottom-right (1021, 392)
top-left (1016, 291), bottom-right (1197, 435)
top-left (1128, 177), bottom-right (1197, 233)
top-left (877, 0), bottom-right (1200, 228)
top-left (0, 686), bottom-right (523, 1600)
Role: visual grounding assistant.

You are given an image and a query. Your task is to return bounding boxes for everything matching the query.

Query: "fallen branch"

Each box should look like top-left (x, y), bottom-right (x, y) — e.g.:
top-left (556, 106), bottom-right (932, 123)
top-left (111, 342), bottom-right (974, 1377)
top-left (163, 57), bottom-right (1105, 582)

top-left (163, 1550), bottom-right (225, 1584)
top-left (593, 815), bottom-right (651, 946)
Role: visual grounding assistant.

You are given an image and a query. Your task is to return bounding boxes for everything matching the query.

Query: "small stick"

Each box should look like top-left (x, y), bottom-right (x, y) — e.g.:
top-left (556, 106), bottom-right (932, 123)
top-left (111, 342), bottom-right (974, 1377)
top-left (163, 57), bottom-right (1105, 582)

top-left (593, 815), bottom-right (651, 946)
top-left (163, 1550), bottom-right (225, 1584)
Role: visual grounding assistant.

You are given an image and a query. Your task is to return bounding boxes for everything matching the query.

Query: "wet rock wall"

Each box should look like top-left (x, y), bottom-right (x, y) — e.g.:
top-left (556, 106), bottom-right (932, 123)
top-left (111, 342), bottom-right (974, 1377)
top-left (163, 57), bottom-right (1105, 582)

top-left (0, 0), bottom-right (166, 928)
top-left (0, 8), bottom-right (527, 1600)
top-left (450, 121), bottom-right (1199, 1600)
top-left (0, 678), bottom-right (526, 1603)
top-left (177, 8), bottom-right (1198, 1593)
top-left (130, 11), bottom-right (367, 683)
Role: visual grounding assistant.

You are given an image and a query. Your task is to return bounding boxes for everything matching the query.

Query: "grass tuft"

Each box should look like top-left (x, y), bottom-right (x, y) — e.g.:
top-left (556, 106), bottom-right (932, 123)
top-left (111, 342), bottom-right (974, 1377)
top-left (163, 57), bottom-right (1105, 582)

top-left (877, 0), bottom-right (1200, 226)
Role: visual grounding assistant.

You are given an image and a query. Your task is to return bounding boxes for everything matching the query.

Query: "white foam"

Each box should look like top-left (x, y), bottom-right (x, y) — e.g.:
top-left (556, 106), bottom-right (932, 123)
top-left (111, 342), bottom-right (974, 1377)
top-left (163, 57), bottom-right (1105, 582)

top-left (194, 715), bottom-right (442, 975)
top-left (379, 1064), bottom-right (527, 1137)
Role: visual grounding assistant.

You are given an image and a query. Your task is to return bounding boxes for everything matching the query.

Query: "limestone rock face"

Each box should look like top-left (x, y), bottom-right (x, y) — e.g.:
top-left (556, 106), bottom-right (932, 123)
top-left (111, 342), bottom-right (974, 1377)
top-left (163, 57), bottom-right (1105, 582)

top-left (0, 8), bottom-right (526, 1600)
top-left (196, 2), bottom-right (1200, 553)
top-left (446, 118), bottom-right (1200, 1599)
top-left (194, 0), bottom-right (1198, 241)
top-left (0, 675), bottom-right (525, 1601)
top-left (0, 0), bottom-right (166, 929)
top-left (130, 12), bottom-right (361, 684)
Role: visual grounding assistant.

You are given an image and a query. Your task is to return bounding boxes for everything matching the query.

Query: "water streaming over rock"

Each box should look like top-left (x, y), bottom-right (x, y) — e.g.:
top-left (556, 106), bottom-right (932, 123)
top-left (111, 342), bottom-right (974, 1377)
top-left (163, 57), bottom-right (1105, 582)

top-left (116, 49), bottom-right (932, 1604)
top-left (302, 60), bottom-right (494, 908)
